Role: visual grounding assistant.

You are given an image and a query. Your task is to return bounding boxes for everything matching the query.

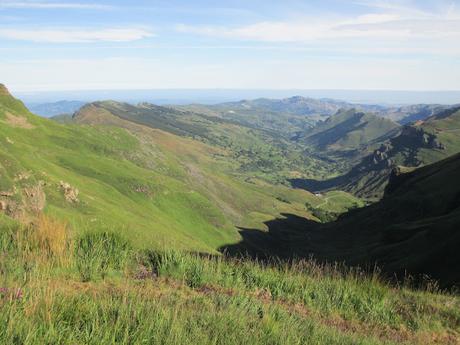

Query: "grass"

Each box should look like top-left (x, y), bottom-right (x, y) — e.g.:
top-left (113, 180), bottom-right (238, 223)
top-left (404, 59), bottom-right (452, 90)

top-left (0, 215), bottom-right (459, 345)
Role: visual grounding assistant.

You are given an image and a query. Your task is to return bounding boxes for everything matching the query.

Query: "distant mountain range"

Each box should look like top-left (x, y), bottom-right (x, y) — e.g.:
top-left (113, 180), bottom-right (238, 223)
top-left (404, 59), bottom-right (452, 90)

top-left (15, 88), bottom-right (460, 105)
top-left (31, 96), bottom-right (458, 127)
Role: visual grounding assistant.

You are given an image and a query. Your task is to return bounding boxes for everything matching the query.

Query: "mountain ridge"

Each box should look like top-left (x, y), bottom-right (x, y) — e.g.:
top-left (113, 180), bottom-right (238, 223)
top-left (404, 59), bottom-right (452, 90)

top-left (296, 109), bottom-right (401, 152)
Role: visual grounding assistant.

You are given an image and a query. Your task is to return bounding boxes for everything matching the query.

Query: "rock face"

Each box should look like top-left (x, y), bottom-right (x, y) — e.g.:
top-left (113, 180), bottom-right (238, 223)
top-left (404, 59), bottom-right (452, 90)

top-left (60, 181), bottom-right (79, 203)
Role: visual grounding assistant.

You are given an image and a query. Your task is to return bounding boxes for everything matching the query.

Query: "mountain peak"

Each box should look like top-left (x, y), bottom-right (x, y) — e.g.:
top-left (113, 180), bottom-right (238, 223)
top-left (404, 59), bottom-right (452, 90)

top-left (0, 84), bottom-right (11, 96)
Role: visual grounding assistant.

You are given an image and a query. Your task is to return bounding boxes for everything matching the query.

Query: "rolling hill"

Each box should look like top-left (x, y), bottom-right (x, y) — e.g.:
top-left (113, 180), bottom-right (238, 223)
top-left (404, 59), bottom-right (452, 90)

top-left (215, 96), bottom-right (349, 116)
top-left (175, 96), bottom-right (457, 133)
top-left (73, 100), bottom-right (343, 182)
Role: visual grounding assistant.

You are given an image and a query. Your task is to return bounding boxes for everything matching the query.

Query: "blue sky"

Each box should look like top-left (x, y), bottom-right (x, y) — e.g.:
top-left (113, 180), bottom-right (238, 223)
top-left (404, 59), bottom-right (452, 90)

top-left (0, 0), bottom-right (459, 91)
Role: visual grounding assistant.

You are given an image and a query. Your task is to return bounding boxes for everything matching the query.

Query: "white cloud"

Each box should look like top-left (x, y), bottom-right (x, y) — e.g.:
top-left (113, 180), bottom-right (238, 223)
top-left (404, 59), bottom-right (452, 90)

top-left (0, 1), bottom-right (112, 9)
top-left (177, 14), bottom-right (460, 43)
top-left (176, 2), bottom-right (460, 50)
top-left (0, 28), bottom-right (154, 43)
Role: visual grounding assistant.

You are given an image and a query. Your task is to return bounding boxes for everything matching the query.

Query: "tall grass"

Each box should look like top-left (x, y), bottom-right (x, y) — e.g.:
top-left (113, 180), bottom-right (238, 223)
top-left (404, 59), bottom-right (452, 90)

top-left (32, 214), bottom-right (70, 265)
top-left (0, 215), bottom-right (459, 344)
top-left (138, 250), bottom-right (460, 331)
top-left (74, 230), bottom-right (131, 281)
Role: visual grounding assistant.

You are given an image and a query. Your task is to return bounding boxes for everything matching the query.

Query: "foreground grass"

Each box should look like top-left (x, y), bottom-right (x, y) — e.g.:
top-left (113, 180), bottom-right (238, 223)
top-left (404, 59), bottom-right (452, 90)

top-left (0, 216), bottom-right (459, 344)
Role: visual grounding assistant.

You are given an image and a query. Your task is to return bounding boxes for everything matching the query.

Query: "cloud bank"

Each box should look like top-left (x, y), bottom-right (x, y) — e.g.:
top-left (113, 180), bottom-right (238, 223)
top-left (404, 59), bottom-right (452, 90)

top-left (0, 28), bottom-right (154, 43)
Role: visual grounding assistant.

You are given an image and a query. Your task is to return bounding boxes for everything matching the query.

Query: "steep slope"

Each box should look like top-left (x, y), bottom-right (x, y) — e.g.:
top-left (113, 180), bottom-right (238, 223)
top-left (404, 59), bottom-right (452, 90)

top-left (0, 84), bottom-right (352, 253)
top-left (296, 109), bottom-right (401, 152)
top-left (227, 153), bottom-right (460, 286)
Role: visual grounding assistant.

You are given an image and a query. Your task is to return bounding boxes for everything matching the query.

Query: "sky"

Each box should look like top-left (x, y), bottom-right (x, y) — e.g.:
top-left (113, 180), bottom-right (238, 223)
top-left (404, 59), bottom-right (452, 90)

top-left (0, 0), bottom-right (460, 92)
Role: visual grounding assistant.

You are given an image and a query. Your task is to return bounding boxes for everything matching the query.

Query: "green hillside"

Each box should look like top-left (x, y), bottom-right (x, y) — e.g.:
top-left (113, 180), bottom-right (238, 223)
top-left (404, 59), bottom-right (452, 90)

top-left (0, 84), bottom-right (362, 253)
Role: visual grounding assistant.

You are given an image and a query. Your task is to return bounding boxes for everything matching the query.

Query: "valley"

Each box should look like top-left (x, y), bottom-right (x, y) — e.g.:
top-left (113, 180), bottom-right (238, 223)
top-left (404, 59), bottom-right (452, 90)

top-left (1, 84), bottom-right (460, 344)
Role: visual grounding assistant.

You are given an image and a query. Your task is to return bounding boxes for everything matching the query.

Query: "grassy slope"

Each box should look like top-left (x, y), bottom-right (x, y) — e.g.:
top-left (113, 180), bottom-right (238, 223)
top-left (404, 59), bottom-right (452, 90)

top-left (0, 217), bottom-right (458, 344)
top-left (0, 85), bottom-right (362, 253)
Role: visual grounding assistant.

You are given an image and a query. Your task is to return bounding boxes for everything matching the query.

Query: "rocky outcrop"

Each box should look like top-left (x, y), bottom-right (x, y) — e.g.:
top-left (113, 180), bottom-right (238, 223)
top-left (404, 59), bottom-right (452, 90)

top-left (0, 182), bottom-right (46, 221)
top-left (0, 186), bottom-right (19, 219)
top-left (24, 183), bottom-right (46, 214)
top-left (59, 181), bottom-right (79, 203)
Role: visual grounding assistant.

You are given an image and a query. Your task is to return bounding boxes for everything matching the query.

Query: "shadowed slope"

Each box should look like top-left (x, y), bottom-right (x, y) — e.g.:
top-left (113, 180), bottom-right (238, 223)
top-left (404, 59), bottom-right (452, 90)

top-left (223, 153), bottom-right (460, 286)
